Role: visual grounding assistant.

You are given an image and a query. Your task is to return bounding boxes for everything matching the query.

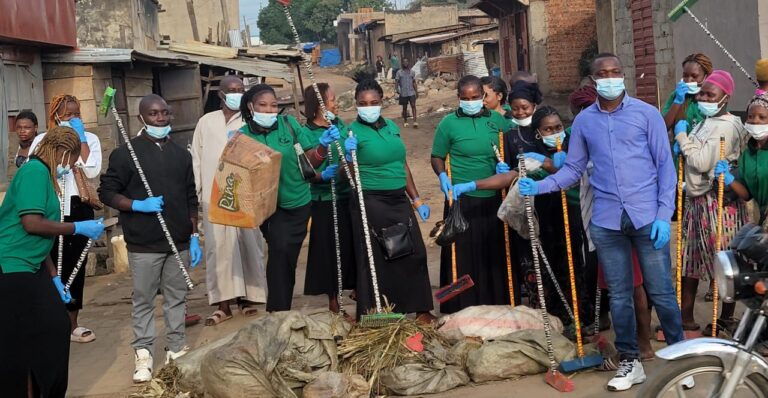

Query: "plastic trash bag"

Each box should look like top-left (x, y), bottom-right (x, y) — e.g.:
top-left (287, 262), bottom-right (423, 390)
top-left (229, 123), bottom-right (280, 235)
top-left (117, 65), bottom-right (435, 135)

top-left (497, 179), bottom-right (539, 240)
top-left (436, 199), bottom-right (469, 246)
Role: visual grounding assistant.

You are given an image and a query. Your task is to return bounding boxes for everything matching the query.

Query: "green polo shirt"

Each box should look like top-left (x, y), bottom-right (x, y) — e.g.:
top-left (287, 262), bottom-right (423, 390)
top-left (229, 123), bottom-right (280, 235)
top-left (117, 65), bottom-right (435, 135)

top-left (241, 116), bottom-right (314, 209)
top-left (432, 109), bottom-right (506, 198)
top-left (0, 157), bottom-right (61, 273)
top-left (662, 91), bottom-right (704, 133)
top-left (738, 139), bottom-right (768, 212)
top-left (349, 118), bottom-right (407, 191)
top-left (301, 118), bottom-right (351, 201)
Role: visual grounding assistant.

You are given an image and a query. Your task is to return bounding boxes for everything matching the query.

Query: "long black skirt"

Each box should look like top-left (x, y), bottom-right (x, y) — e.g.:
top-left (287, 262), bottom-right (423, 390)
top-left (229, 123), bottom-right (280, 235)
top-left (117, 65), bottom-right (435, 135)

top-left (304, 199), bottom-right (357, 296)
top-left (0, 266), bottom-right (71, 397)
top-left (350, 189), bottom-right (433, 319)
top-left (439, 194), bottom-right (510, 313)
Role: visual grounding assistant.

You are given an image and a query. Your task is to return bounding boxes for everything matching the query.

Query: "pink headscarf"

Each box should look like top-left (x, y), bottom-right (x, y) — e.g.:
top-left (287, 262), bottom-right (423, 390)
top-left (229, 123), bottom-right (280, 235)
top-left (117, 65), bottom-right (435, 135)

top-left (703, 70), bottom-right (735, 96)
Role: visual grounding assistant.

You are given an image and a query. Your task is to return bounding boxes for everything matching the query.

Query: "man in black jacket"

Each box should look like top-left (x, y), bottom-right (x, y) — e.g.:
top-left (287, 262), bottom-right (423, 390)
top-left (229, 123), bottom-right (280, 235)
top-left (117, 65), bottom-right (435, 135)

top-left (99, 94), bottom-right (201, 383)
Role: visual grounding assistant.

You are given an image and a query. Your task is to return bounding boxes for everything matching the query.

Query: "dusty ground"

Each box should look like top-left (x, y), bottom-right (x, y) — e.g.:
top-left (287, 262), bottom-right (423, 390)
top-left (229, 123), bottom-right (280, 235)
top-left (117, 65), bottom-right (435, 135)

top-left (68, 70), bottom-right (719, 397)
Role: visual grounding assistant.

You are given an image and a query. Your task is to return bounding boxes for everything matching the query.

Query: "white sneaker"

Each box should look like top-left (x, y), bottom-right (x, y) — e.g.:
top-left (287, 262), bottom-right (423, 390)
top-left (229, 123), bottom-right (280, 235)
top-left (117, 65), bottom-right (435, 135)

top-left (404, 122), bottom-right (409, 127)
top-left (681, 375), bottom-right (695, 389)
top-left (607, 359), bottom-right (646, 391)
top-left (165, 345), bottom-right (190, 364)
top-left (133, 348), bottom-right (153, 383)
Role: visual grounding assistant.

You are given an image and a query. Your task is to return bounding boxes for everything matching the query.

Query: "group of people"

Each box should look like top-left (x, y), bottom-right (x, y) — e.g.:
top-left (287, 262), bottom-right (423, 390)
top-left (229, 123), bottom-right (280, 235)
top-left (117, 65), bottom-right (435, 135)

top-left (5, 48), bottom-right (768, 396)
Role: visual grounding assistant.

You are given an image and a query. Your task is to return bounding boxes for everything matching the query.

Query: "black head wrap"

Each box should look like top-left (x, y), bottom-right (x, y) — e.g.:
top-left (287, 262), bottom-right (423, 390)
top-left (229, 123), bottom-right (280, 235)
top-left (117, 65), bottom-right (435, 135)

top-left (508, 80), bottom-right (543, 105)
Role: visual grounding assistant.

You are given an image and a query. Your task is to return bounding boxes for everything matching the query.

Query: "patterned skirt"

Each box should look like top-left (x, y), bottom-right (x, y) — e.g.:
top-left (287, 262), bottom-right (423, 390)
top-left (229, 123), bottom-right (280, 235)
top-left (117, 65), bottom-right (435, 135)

top-left (682, 191), bottom-right (747, 280)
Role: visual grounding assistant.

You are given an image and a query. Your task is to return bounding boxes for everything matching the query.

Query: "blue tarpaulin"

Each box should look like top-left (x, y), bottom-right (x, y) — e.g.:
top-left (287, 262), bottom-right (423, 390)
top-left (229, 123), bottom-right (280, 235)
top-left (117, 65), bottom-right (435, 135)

top-left (320, 48), bottom-right (341, 68)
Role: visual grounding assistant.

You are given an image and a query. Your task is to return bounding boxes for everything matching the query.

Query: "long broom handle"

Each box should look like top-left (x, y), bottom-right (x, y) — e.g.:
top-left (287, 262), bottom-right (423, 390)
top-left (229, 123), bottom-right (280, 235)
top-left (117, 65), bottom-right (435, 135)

top-left (712, 136), bottom-right (725, 336)
top-left (446, 156), bottom-right (457, 283)
top-left (676, 154), bottom-right (684, 307)
top-left (57, 177), bottom-right (66, 276)
top-left (519, 147), bottom-right (557, 372)
top-left (349, 131), bottom-right (382, 312)
top-left (65, 239), bottom-right (93, 292)
top-left (109, 104), bottom-right (194, 290)
top-left (495, 133), bottom-right (515, 307)
top-left (556, 137), bottom-right (585, 358)
top-left (330, 148), bottom-right (344, 313)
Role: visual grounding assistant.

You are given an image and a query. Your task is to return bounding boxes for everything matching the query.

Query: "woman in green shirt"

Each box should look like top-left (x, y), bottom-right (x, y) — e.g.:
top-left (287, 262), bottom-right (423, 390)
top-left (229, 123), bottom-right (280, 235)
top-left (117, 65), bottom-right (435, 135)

top-left (430, 75), bottom-right (513, 313)
top-left (481, 75), bottom-right (517, 132)
top-left (301, 83), bottom-right (357, 314)
top-left (239, 84), bottom-right (339, 312)
top-left (344, 79), bottom-right (435, 322)
top-left (0, 127), bottom-right (105, 397)
top-left (663, 53), bottom-right (712, 133)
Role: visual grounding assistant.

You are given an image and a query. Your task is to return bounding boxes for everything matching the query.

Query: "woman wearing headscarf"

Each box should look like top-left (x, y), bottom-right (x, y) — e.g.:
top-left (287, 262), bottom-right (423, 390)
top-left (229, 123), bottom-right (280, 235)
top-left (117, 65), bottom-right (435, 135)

top-left (675, 70), bottom-right (748, 335)
top-left (663, 53), bottom-right (713, 132)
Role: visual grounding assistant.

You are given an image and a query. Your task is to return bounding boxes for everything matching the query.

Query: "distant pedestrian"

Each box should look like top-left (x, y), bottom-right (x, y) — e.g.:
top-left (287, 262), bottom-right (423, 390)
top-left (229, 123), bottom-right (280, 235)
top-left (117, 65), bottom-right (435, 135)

top-left (390, 53), bottom-right (400, 79)
top-left (13, 110), bottom-right (38, 168)
top-left (396, 58), bottom-right (418, 128)
top-left (375, 55), bottom-right (385, 80)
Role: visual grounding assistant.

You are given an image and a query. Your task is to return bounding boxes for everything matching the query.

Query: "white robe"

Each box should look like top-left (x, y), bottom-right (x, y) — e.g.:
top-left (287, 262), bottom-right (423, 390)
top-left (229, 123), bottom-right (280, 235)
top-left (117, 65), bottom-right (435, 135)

top-left (192, 110), bottom-right (267, 304)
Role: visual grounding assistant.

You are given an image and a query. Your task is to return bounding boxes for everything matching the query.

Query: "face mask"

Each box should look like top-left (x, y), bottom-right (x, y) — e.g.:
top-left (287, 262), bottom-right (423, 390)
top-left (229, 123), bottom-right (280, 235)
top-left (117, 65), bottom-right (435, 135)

top-left (697, 97), bottom-right (726, 117)
top-left (56, 152), bottom-right (71, 178)
top-left (515, 115), bottom-right (533, 127)
top-left (685, 82), bottom-right (701, 95)
top-left (224, 93), bottom-right (243, 111)
top-left (594, 77), bottom-right (626, 100)
top-left (745, 123), bottom-right (768, 140)
top-left (58, 120), bottom-right (71, 128)
top-left (357, 106), bottom-right (382, 123)
top-left (326, 111), bottom-right (336, 121)
top-left (542, 131), bottom-right (566, 148)
top-left (145, 124), bottom-right (172, 139)
top-left (459, 99), bottom-right (484, 115)
top-left (252, 112), bottom-right (278, 128)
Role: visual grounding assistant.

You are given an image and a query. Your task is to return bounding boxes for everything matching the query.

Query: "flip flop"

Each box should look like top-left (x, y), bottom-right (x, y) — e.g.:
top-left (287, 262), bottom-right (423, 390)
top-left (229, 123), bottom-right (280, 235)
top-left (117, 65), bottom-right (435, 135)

top-left (205, 310), bottom-right (232, 326)
top-left (71, 327), bottom-right (96, 343)
top-left (240, 305), bottom-right (259, 317)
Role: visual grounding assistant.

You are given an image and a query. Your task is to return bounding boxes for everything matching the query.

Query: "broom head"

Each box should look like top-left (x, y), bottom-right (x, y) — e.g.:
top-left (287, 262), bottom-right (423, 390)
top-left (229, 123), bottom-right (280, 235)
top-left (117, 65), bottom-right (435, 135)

top-left (668, 0), bottom-right (698, 21)
top-left (99, 87), bottom-right (116, 117)
top-left (559, 353), bottom-right (604, 373)
top-left (276, 0), bottom-right (291, 5)
top-left (434, 274), bottom-right (475, 304)
top-left (545, 370), bottom-right (575, 392)
top-left (359, 312), bottom-right (405, 328)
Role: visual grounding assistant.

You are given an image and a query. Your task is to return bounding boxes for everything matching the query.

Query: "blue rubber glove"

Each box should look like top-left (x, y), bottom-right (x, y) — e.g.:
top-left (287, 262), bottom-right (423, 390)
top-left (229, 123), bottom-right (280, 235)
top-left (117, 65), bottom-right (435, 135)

top-left (416, 203), bottom-right (430, 222)
top-left (673, 80), bottom-right (688, 105)
top-left (319, 125), bottom-right (340, 148)
top-left (132, 196), bottom-right (164, 213)
top-left (714, 160), bottom-right (735, 186)
top-left (524, 152), bottom-right (546, 163)
top-left (73, 218), bottom-right (105, 240)
top-left (190, 235), bottom-right (202, 268)
top-left (438, 172), bottom-right (452, 199)
top-left (496, 162), bottom-right (510, 174)
top-left (320, 164), bottom-right (339, 182)
top-left (650, 219), bottom-right (671, 250)
top-left (52, 276), bottom-right (72, 304)
top-left (344, 135), bottom-right (358, 162)
top-left (673, 141), bottom-right (681, 157)
top-left (518, 177), bottom-right (539, 196)
top-left (553, 151), bottom-right (566, 169)
top-left (452, 181), bottom-right (476, 200)
top-left (674, 120), bottom-right (689, 137)
top-left (68, 117), bottom-right (87, 142)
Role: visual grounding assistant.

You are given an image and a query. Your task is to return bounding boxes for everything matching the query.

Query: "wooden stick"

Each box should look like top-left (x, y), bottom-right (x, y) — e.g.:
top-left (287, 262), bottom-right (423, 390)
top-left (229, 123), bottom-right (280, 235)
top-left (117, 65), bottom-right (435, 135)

top-left (446, 155), bottom-right (457, 283)
top-left (676, 154), bottom-right (684, 307)
top-left (498, 132), bottom-right (515, 307)
top-left (712, 136), bottom-right (725, 337)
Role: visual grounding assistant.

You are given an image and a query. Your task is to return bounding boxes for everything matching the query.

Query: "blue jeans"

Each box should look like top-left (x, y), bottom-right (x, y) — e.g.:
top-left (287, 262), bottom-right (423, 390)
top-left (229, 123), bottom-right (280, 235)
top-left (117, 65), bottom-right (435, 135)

top-left (589, 212), bottom-right (683, 359)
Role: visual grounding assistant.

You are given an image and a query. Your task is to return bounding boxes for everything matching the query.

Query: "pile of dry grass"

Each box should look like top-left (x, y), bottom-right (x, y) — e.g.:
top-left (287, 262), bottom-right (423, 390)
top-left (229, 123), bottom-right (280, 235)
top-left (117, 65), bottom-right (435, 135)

top-left (130, 362), bottom-right (192, 398)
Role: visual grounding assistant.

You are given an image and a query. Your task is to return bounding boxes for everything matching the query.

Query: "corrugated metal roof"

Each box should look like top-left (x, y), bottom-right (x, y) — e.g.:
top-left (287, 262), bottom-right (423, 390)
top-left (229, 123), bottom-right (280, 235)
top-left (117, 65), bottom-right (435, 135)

top-left (42, 48), bottom-right (135, 63)
top-left (403, 24), bottom-right (498, 45)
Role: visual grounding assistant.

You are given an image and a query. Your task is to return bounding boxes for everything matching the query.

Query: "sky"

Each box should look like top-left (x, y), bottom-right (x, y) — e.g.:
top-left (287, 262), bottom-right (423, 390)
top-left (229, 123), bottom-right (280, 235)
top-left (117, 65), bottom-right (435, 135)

top-left (240, 0), bottom-right (414, 36)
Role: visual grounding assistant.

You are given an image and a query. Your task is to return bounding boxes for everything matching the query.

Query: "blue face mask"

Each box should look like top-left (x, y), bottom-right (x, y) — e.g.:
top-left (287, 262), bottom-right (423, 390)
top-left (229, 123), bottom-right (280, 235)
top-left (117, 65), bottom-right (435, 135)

top-left (697, 97), bottom-right (726, 117)
top-left (594, 77), bottom-right (625, 100)
top-left (224, 93), bottom-right (243, 111)
top-left (326, 111), bottom-right (336, 121)
top-left (357, 106), bottom-right (382, 123)
top-left (56, 165), bottom-right (71, 178)
top-left (252, 112), bottom-right (278, 128)
top-left (145, 124), bottom-right (172, 139)
top-left (58, 120), bottom-right (71, 128)
top-left (542, 131), bottom-right (566, 148)
top-left (459, 99), bottom-right (484, 115)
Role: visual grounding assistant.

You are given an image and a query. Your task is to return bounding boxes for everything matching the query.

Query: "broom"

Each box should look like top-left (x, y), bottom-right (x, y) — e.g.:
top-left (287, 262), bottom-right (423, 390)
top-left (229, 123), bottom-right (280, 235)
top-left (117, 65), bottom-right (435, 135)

top-left (712, 136), bottom-right (725, 337)
top-left (434, 155), bottom-right (475, 303)
top-left (553, 137), bottom-right (602, 373)
top-left (498, 132), bottom-right (515, 307)
top-left (677, 153), bottom-right (684, 308)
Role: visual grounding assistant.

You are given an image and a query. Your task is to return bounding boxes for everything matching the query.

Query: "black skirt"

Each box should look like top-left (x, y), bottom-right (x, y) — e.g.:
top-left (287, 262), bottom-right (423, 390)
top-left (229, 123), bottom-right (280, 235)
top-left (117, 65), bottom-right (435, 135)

top-left (0, 267), bottom-right (71, 397)
top-left (439, 194), bottom-right (510, 313)
top-left (304, 199), bottom-right (357, 295)
top-left (350, 189), bottom-right (433, 318)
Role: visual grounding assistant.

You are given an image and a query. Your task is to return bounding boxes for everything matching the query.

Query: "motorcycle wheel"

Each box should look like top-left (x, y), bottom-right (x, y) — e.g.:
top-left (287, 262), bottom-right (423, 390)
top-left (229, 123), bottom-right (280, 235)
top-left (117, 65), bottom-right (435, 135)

top-left (638, 356), bottom-right (768, 398)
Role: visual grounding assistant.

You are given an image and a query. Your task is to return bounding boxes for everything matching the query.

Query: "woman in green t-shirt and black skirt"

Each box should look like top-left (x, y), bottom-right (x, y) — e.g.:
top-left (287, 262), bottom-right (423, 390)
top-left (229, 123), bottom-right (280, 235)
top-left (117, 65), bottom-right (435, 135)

top-left (0, 127), bottom-right (105, 397)
top-left (301, 83), bottom-right (357, 314)
top-left (344, 79), bottom-right (436, 323)
top-left (239, 84), bottom-right (339, 312)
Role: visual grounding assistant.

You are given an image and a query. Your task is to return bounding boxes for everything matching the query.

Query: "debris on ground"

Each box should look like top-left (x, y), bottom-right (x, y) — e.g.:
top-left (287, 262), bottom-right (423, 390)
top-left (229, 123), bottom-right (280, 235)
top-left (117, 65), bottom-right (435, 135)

top-left (302, 372), bottom-right (369, 398)
top-left (438, 305), bottom-right (564, 343)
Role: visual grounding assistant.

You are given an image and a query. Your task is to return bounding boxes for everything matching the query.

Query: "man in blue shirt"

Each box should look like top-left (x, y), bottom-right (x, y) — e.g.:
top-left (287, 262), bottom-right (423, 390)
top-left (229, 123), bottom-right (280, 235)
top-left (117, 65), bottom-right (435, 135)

top-left (519, 53), bottom-right (685, 392)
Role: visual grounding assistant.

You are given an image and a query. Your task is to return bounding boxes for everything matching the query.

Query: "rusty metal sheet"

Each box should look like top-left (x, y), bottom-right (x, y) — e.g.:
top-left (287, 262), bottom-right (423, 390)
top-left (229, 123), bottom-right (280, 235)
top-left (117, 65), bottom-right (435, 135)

top-left (0, 0), bottom-right (76, 47)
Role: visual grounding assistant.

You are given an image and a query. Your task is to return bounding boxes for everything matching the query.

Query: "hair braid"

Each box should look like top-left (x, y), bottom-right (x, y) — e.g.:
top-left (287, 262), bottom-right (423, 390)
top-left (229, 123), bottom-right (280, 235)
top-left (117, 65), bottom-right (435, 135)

top-left (34, 126), bottom-right (81, 193)
top-left (47, 94), bottom-right (81, 129)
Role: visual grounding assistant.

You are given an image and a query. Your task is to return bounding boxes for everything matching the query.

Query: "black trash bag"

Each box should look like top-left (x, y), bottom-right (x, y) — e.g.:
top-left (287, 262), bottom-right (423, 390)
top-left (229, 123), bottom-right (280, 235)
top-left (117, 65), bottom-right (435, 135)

top-left (436, 199), bottom-right (469, 246)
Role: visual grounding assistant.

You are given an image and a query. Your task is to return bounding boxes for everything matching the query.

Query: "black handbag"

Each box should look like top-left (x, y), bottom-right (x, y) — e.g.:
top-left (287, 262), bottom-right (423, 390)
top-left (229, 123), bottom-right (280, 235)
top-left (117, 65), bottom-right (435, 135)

top-left (284, 116), bottom-right (317, 181)
top-left (370, 218), bottom-right (415, 261)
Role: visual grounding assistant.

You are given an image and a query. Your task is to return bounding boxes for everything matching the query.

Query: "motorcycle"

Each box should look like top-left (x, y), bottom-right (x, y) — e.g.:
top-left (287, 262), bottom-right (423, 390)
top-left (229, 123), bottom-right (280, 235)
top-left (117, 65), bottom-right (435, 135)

top-left (639, 224), bottom-right (768, 397)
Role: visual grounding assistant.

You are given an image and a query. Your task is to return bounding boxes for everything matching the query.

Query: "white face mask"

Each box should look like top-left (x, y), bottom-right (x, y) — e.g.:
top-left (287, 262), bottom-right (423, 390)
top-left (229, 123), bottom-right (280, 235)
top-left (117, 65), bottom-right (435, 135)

top-left (685, 81), bottom-right (701, 95)
top-left (515, 115), bottom-right (533, 127)
top-left (745, 123), bottom-right (768, 140)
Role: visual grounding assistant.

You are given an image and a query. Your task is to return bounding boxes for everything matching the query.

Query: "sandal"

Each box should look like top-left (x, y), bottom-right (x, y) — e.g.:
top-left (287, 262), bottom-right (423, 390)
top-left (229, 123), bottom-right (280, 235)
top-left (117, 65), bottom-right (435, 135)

top-left (240, 305), bottom-right (259, 317)
top-left (71, 327), bottom-right (96, 343)
top-left (205, 310), bottom-right (233, 326)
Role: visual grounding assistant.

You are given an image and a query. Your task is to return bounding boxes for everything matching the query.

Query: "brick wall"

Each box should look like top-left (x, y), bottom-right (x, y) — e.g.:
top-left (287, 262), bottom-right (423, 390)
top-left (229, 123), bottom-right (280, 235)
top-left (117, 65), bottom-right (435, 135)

top-left (543, 0), bottom-right (597, 93)
top-left (631, 0), bottom-right (658, 105)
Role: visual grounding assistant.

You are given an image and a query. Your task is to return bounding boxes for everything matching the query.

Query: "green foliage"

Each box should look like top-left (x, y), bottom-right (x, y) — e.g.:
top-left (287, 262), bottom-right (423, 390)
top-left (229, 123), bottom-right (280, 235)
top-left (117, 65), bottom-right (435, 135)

top-left (578, 40), bottom-right (599, 78)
